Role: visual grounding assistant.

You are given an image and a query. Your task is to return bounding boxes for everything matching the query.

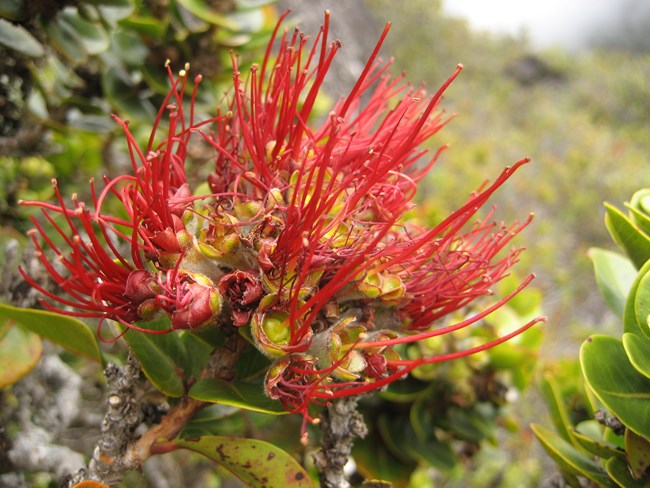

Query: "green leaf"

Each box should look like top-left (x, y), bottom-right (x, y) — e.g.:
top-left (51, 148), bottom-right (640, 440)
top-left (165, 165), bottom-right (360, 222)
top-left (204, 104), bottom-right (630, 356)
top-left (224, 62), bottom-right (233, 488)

top-left (589, 248), bottom-right (637, 317)
top-left (44, 16), bottom-right (86, 61)
top-left (59, 8), bottom-right (110, 55)
top-left (189, 378), bottom-right (286, 414)
top-left (581, 335), bottom-right (650, 439)
top-left (236, 0), bottom-right (277, 9)
top-left (0, 0), bottom-right (26, 20)
top-left (443, 405), bottom-right (497, 443)
top-left (121, 323), bottom-right (184, 398)
top-left (0, 304), bottom-right (102, 363)
top-left (101, 67), bottom-right (156, 120)
top-left (539, 370), bottom-right (580, 446)
top-left (179, 332), bottom-right (215, 379)
top-left (623, 333), bottom-right (650, 380)
top-left (181, 404), bottom-right (242, 437)
top-left (174, 436), bottom-right (314, 487)
top-left (627, 189), bottom-right (650, 236)
top-left (0, 321), bottom-right (43, 388)
top-left (531, 423), bottom-right (615, 487)
top-left (117, 16), bottom-right (165, 38)
top-left (625, 429), bottom-right (650, 480)
top-left (604, 427), bottom-right (626, 450)
top-left (125, 318), bottom-right (214, 380)
top-left (377, 413), bottom-right (456, 471)
top-left (623, 260), bottom-right (650, 339)
top-left (0, 18), bottom-right (44, 57)
top-left (88, 0), bottom-right (133, 25)
top-left (605, 203), bottom-right (650, 269)
top-left (574, 420), bottom-right (623, 459)
top-left (606, 456), bottom-right (649, 488)
top-left (634, 269), bottom-right (650, 337)
top-left (234, 344), bottom-right (271, 381)
top-left (175, 0), bottom-right (239, 29)
top-left (109, 30), bottom-right (148, 66)
top-left (380, 377), bottom-right (430, 403)
top-left (227, 9), bottom-right (264, 34)
top-left (354, 434), bottom-right (416, 483)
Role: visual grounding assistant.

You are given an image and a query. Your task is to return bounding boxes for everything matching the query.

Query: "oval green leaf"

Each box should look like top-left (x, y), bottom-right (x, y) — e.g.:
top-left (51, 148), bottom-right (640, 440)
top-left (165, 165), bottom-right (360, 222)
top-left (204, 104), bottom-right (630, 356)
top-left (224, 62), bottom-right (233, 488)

top-left (573, 420), bottom-right (623, 459)
top-left (102, 68), bottom-right (156, 121)
top-left (354, 434), bottom-right (417, 483)
top-left (175, 0), bottom-right (239, 29)
top-left (623, 260), bottom-right (650, 338)
top-left (189, 378), bottom-right (286, 414)
top-left (581, 335), bottom-right (650, 439)
top-left (121, 324), bottom-right (184, 398)
top-left (627, 189), bottom-right (650, 236)
top-left (59, 9), bottom-right (110, 55)
top-left (588, 248), bottom-right (637, 317)
top-left (0, 321), bottom-right (43, 388)
top-left (0, 303), bottom-right (101, 363)
top-left (539, 371), bottom-right (579, 446)
top-left (625, 429), bottom-right (650, 480)
top-left (0, 18), bottom-right (44, 57)
top-left (606, 456), bottom-right (649, 488)
top-left (377, 413), bottom-right (456, 471)
top-left (531, 423), bottom-right (615, 487)
top-left (174, 436), bottom-right (314, 487)
top-left (118, 16), bottom-right (166, 37)
top-left (605, 203), bottom-right (650, 269)
top-left (634, 270), bottom-right (650, 336)
top-left (125, 318), bottom-right (214, 381)
top-left (622, 333), bottom-right (650, 380)
top-left (44, 16), bottom-right (86, 62)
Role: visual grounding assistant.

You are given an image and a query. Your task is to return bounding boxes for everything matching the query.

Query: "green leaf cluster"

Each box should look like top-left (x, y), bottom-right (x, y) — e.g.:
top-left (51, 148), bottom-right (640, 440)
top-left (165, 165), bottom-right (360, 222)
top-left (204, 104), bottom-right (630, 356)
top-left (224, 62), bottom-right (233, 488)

top-left (0, 0), bottom-right (275, 225)
top-left (534, 189), bottom-right (650, 486)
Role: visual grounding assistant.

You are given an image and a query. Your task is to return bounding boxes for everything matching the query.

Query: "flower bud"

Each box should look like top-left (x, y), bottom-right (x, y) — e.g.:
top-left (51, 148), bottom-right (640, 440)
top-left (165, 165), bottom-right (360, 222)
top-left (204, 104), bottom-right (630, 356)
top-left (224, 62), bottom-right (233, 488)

top-left (251, 310), bottom-right (291, 358)
top-left (151, 228), bottom-right (184, 253)
top-left (251, 310), bottom-right (312, 358)
top-left (218, 270), bottom-right (263, 326)
top-left (264, 355), bottom-right (319, 411)
top-left (364, 352), bottom-right (387, 379)
top-left (234, 200), bottom-right (263, 220)
top-left (357, 272), bottom-right (382, 299)
top-left (124, 269), bottom-right (160, 302)
top-left (170, 273), bottom-right (222, 330)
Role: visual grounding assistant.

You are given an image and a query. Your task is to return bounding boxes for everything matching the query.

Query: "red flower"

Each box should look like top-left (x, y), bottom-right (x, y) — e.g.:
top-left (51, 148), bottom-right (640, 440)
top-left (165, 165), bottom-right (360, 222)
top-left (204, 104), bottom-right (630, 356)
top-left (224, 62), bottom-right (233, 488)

top-left (19, 65), bottom-right (222, 336)
top-left (21, 11), bottom-right (543, 422)
top-left (196, 11), bottom-right (544, 416)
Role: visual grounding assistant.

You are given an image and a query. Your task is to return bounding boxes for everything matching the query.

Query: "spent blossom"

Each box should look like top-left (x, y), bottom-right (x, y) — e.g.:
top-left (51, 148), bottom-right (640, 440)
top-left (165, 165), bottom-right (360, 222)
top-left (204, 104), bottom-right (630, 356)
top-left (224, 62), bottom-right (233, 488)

top-left (21, 11), bottom-right (543, 419)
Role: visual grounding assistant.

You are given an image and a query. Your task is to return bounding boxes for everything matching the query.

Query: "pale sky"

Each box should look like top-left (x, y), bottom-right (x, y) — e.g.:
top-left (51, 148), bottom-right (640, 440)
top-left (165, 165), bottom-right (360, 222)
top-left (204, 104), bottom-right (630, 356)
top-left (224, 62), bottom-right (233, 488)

top-left (442, 0), bottom-right (618, 50)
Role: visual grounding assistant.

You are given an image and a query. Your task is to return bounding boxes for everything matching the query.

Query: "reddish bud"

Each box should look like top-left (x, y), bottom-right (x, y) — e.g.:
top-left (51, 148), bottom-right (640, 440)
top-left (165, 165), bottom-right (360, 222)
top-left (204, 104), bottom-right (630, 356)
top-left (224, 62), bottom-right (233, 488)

top-left (124, 270), bottom-right (159, 302)
top-left (218, 270), bottom-right (263, 326)
top-left (170, 274), bottom-right (222, 330)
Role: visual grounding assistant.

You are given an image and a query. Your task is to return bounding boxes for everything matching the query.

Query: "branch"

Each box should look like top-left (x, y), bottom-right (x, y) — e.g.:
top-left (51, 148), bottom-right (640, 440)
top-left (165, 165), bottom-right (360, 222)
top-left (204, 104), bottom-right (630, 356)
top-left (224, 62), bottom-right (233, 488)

top-left (68, 329), bottom-right (247, 486)
top-left (313, 397), bottom-right (368, 488)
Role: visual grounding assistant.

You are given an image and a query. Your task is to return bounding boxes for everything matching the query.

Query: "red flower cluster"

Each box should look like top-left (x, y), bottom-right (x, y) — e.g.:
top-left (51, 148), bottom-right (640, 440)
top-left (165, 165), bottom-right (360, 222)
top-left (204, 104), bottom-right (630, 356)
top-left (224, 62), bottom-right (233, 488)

top-left (21, 11), bottom-right (543, 418)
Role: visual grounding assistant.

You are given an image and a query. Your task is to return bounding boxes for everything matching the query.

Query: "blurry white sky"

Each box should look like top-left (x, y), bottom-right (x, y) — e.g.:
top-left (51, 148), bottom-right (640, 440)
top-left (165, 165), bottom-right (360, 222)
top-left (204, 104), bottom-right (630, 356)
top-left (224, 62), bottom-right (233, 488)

top-left (442, 0), bottom-right (617, 50)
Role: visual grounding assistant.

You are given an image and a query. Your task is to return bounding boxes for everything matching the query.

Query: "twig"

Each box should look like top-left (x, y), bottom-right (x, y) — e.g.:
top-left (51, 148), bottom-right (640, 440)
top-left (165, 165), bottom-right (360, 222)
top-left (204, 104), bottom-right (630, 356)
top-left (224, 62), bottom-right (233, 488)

top-left (68, 330), bottom-right (246, 487)
top-left (313, 397), bottom-right (368, 488)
